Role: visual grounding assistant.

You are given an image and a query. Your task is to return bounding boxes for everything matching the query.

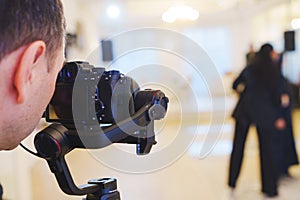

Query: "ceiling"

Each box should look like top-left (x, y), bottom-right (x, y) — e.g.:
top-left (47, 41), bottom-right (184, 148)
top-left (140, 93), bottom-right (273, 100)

top-left (79, 0), bottom-right (271, 13)
top-left (62, 0), bottom-right (295, 34)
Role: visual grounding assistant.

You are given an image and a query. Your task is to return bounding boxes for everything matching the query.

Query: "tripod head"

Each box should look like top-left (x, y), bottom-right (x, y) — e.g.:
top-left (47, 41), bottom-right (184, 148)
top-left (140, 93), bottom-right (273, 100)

top-left (33, 61), bottom-right (169, 199)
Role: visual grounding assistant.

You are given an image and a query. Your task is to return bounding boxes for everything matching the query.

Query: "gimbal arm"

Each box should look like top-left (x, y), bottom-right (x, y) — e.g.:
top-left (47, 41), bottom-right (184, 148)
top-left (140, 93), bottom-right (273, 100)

top-left (34, 101), bottom-right (167, 197)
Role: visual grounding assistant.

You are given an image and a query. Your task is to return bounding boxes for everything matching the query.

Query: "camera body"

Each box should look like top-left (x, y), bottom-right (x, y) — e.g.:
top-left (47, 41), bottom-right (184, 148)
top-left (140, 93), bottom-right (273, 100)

top-left (42, 61), bottom-right (168, 151)
top-left (96, 70), bottom-right (137, 124)
top-left (46, 62), bottom-right (137, 127)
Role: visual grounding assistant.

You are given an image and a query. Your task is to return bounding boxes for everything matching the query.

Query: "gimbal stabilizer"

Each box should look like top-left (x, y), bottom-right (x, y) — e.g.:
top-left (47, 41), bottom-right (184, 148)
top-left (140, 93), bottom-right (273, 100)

top-left (31, 62), bottom-right (169, 200)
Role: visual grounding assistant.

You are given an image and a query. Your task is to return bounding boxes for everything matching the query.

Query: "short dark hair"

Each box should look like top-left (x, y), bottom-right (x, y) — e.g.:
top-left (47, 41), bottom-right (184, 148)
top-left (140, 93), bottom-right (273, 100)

top-left (0, 0), bottom-right (65, 61)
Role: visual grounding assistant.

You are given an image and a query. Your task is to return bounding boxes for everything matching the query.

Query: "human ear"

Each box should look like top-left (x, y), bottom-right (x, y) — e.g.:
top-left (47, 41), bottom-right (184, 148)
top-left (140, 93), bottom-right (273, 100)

top-left (13, 41), bottom-right (46, 103)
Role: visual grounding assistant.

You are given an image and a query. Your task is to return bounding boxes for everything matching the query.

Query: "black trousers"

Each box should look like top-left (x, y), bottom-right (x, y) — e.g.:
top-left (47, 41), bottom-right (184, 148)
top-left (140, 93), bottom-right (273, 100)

top-left (228, 117), bottom-right (250, 188)
top-left (256, 125), bottom-right (279, 196)
top-left (280, 112), bottom-right (299, 173)
top-left (228, 118), bottom-right (279, 196)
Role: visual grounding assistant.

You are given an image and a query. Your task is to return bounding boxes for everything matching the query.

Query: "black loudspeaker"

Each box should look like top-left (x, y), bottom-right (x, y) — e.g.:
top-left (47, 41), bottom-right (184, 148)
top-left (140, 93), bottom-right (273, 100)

top-left (101, 40), bottom-right (114, 61)
top-left (284, 30), bottom-right (296, 51)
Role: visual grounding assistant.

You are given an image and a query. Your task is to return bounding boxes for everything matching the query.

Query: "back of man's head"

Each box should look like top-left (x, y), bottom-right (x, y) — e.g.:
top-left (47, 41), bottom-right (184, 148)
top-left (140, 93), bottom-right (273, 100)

top-left (0, 0), bottom-right (65, 62)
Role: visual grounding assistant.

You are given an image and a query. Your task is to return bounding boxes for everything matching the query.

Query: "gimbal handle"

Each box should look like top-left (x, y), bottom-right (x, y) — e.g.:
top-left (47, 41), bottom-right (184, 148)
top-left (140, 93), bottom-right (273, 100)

top-left (33, 123), bottom-right (98, 196)
top-left (34, 123), bottom-right (122, 199)
top-left (48, 156), bottom-right (100, 195)
top-left (34, 102), bottom-right (166, 198)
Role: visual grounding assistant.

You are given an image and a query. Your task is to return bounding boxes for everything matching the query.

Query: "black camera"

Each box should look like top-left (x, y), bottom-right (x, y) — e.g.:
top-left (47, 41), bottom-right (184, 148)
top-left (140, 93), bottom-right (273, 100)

top-left (33, 61), bottom-right (168, 199)
top-left (42, 61), bottom-right (168, 152)
top-left (46, 61), bottom-right (168, 126)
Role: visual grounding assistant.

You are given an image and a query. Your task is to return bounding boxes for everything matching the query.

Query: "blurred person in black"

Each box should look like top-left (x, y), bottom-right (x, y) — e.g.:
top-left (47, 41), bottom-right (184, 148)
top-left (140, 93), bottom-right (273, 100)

top-left (0, 183), bottom-right (2, 200)
top-left (228, 43), bottom-right (298, 197)
top-left (273, 51), bottom-right (299, 179)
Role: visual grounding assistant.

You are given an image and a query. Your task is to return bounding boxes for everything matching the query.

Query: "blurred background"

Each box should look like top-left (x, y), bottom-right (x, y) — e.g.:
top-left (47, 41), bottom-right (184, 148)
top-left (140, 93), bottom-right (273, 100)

top-left (2, 0), bottom-right (300, 199)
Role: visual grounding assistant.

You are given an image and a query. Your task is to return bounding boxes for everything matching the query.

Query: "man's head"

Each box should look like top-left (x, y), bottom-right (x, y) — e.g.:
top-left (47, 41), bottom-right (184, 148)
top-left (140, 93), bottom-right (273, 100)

top-left (0, 0), bottom-right (65, 62)
top-left (0, 0), bottom-right (66, 150)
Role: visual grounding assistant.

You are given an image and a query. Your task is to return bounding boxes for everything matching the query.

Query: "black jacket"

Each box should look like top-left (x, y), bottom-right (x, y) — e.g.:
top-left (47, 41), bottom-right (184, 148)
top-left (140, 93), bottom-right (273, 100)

top-left (232, 65), bottom-right (289, 128)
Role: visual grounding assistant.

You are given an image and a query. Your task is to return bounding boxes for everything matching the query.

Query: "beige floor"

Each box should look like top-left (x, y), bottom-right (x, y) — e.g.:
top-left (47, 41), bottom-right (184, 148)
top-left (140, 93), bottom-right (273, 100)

top-left (28, 108), bottom-right (300, 200)
top-left (1, 99), bottom-right (300, 199)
